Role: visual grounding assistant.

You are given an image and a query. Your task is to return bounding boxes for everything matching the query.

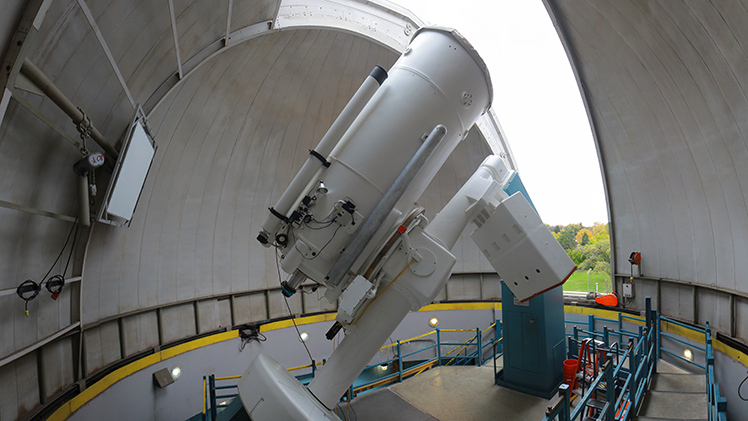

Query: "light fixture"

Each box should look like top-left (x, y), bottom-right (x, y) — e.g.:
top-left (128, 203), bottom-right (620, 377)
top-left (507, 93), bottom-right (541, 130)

top-left (153, 367), bottom-right (175, 388)
top-left (683, 348), bottom-right (694, 361)
top-left (299, 332), bottom-right (309, 342)
top-left (171, 366), bottom-right (182, 379)
top-left (429, 317), bottom-right (439, 328)
top-left (316, 181), bottom-right (328, 196)
top-left (380, 364), bottom-right (388, 371)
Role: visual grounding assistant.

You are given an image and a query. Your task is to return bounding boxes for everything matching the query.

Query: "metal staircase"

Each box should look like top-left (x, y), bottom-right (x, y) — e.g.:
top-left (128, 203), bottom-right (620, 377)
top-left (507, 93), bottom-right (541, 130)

top-left (543, 298), bottom-right (727, 421)
top-left (635, 360), bottom-right (707, 421)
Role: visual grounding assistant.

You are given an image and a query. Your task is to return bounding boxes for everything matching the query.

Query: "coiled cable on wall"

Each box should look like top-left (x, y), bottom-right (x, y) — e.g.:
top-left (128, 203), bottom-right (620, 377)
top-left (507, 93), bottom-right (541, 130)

top-left (16, 219), bottom-right (78, 315)
top-left (16, 280), bottom-right (40, 316)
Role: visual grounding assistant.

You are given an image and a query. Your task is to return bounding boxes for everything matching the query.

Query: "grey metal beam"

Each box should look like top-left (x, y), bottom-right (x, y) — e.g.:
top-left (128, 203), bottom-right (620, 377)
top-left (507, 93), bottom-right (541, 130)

top-left (0, 199), bottom-right (77, 223)
top-left (117, 317), bottom-right (126, 360)
top-left (194, 300), bottom-right (201, 334)
top-left (0, 0), bottom-right (53, 121)
top-left (20, 59), bottom-right (118, 159)
top-left (729, 294), bottom-right (735, 337)
top-left (167, 0), bottom-right (184, 79)
top-left (229, 295), bottom-right (236, 327)
top-left (76, 0), bottom-right (135, 107)
top-left (0, 322), bottom-right (80, 368)
top-left (225, 0), bottom-right (233, 46)
top-left (614, 273), bottom-right (748, 301)
top-left (156, 308), bottom-right (164, 345)
top-left (12, 94), bottom-right (84, 151)
top-left (693, 285), bottom-right (698, 326)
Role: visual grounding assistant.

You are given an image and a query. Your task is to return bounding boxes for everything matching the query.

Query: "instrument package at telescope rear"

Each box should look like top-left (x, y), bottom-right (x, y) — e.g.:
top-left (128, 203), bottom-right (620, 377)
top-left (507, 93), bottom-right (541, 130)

top-left (470, 192), bottom-right (576, 302)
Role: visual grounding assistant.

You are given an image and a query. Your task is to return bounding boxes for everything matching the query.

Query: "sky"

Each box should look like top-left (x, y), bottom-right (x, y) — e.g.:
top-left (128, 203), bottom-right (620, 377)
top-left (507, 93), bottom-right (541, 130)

top-left (392, 0), bottom-right (609, 226)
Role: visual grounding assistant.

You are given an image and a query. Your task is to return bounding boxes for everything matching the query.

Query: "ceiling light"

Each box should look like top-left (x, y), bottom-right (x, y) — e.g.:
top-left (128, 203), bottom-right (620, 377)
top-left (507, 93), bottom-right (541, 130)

top-left (300, 332), bottom-right (309, 342)
top-left (429, 317), bottom-right (439, 328)
top-left (171, 366), bottom-right (182, 379)
top-left (683, 348), bottom-right (693, 361)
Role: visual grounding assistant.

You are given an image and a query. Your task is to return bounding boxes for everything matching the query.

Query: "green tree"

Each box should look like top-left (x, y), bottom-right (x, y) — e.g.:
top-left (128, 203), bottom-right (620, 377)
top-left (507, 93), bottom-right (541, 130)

top-left (567, 248), bottom-right (586, 266)
top-left (577, 241), bottom-right (611, 272)
top-left (591, 222), bottom-right (609, 244)
top-left (576, 228), bottom-right (593, 245)
top-left (556, 224), bottom-right (581, 251)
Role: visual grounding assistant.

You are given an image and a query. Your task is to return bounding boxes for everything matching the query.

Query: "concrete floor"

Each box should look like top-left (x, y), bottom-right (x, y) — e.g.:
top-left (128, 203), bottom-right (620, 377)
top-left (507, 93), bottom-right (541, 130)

top-left (350, 365), bottom-right (551, 421)
top-left (348, 360), bottom-right (708, 421)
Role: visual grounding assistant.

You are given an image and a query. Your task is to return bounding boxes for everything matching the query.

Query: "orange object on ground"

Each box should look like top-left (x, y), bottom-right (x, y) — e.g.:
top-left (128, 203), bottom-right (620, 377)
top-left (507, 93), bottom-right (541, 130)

top-left (563, 359), bottom-right (579, 386)
top-left (595, 293), bottom-right (618, 307)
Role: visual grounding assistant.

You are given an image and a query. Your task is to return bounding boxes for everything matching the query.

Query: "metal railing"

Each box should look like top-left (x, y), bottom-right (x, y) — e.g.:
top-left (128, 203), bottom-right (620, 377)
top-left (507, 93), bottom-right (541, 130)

top-left (349, 322), bottom-right (502, 395)
top-left (202, 374), bottom-right (241, 421)
top-left (706, 323), bottom-right (728, 421)
top-left (199, 301), bottom-right (728, 421)
top-left (657, 314), bottom-right (726, 420)
top-left (543, 297), bottom-right (728, 421)
top-left (200, 322), bottom-right (502, 418)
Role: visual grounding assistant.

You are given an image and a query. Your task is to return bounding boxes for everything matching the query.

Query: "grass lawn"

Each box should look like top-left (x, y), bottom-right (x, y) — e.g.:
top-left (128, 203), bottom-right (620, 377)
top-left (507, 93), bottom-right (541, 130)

top-left (563, 270), bottom-right (612, 293)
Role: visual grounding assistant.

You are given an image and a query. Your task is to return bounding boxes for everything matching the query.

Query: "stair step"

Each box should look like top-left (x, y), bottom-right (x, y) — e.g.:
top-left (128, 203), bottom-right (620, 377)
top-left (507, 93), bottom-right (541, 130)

top-left (638, 390), bottom-right (707, 420)
top-left (651, 374), bottom-right (705, 393)
top-left (656, 360), bottom-right (692, 374)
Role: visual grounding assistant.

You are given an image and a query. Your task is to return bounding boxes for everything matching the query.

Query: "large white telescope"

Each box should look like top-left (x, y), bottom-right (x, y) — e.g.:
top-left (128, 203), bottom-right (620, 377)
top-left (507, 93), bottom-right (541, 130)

top-left (240, 26), bottom-right (575, 420)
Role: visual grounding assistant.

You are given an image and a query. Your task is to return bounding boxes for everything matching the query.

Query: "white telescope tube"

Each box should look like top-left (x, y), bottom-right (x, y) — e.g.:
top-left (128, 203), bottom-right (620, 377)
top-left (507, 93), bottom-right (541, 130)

top-left (307, 278), bottom-right (414, 408)
top-left (258, 66), bottom-right (388, 245)
top-left (324, 124), bottom-right (447, 288)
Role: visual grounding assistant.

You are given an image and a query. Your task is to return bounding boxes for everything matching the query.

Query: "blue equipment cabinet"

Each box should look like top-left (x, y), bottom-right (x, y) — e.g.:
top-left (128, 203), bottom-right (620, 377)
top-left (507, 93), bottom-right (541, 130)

top-left (494, 173), bottom-right (567, 398)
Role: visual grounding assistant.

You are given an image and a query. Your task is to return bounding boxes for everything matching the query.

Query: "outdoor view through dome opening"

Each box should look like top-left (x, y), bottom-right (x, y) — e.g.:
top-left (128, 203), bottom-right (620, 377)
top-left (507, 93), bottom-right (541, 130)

top-left (396, 0), bottom-right (611, 296)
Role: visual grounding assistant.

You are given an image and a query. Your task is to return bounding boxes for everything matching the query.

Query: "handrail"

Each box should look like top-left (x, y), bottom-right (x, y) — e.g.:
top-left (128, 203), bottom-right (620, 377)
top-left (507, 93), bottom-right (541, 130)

top-left (199, 299), bottom-right (728, 420)
top-left (547, 300), bottom-right (658, 421)
top-left (660, 315), bottom-right (707, 333)
top-left (286, 360), bottom-right (325, 372)
top-left (200, 320), bottom-right (503, 417)
top-left (545, 296), bottom-right (728, 421)
top-left (705, 322), bottom-right (728, 421)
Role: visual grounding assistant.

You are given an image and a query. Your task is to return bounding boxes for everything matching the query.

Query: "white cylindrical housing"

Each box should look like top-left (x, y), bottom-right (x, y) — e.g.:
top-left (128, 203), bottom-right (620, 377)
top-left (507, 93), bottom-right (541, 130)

top-left (285, 27), bottom-right (493, 288)
top-left (258, 66), bottom-right (387, 244)
top-left (78, 175), bottom-right (91, 227)
top-left (307, 277), bottom-right (414, 408)
top-left (425, 155), bottom-right (511, 249)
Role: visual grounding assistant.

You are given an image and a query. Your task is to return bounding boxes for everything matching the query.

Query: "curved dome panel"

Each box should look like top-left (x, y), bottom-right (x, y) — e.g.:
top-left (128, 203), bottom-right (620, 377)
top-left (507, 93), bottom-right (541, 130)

top-left (546, 1), bottom-right (748, 296)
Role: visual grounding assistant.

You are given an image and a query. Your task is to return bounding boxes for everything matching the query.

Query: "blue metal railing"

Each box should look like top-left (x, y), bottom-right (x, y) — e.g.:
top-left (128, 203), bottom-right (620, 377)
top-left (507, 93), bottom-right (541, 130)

top-left (706, 323), bottom-right (728, 421)
top-left (200, 301), bottom-right (728, 420)
top-left (200, 322), bottom-right (502, 417)
top-left (543, 297), bottom-right (728, 421)
top-left (657, 314), bottom-right (726, 420)
top-left (351, 323), bottom-right (502, 394)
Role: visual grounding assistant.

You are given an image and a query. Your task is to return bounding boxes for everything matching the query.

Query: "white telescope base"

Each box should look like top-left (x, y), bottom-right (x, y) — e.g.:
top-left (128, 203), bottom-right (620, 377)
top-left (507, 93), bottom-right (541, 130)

top-left (238, 354), bottom-right (339, 421)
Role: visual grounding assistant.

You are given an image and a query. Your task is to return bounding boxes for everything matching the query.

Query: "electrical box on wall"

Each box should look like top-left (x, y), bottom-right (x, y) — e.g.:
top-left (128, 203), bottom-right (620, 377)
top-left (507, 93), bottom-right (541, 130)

top-left (622, 282), bottom-right (634, 298)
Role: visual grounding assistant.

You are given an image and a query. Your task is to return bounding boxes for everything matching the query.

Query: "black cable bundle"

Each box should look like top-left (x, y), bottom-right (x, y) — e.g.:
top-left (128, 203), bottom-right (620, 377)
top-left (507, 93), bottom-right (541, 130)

top-left (16, 280), bottom-right (40, 317)
top-left (16, 219), bottom-right (79, 315)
